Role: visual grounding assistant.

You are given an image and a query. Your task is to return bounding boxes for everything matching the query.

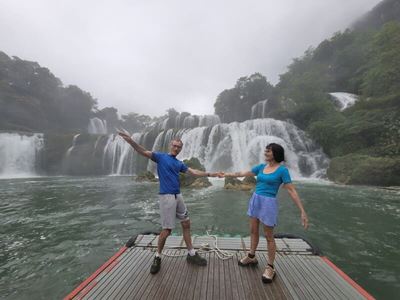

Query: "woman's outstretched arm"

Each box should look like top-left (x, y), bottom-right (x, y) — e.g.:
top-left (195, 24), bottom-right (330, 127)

top-left (224, 171), bottom-right (255, 177)
top-left (283, 183), bottom-right (309, 229)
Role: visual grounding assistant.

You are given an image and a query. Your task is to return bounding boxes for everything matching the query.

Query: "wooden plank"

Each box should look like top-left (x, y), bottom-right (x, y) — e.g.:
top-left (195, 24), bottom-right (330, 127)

top-left (116, 250), bottom-right (154, 299)
top-left (276, 253), bottom-right (314, 299)
top-left (98, 248), bottom-right (147, 299)
top-left (71, 235), bottom-right (371, 300)
top-left (310, 257), bottom-right (365, 299)
top-left (84, 248), bottom-right (143, 300)
top-left (178, 257), bottom-right (200, 300)
top-left (134, 236), bottom-right (313, 254)
top-left (273, 254), bottom-right (299, 300)
top-left (293, 255), bottom-right (341, 300)
top-left (143, 249), bottom-right (180, 299)
top-left (236, 250), bottom-right (261, 300)
top-left (206, 252), bottom-right (216, 300)
top-left (171, 250), bottom-right (192, 300)
top-left (257, 252), bottom-right (293, 300)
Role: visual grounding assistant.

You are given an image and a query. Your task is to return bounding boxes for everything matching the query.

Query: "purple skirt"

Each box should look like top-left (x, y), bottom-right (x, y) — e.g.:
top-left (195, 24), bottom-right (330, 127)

top-left (247, 193), bottom-right (278, 227)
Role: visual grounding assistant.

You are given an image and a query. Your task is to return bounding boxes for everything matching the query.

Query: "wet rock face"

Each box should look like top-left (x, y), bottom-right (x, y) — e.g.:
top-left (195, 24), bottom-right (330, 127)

top-left (190, 177), bottom-right (212, 188)
top-left (180, 157), bottom-right (212, 188)
top-left (327, 154), bottom-right (400, 186)
top-left (134, 171), bottom-right (158, 182)
top-left (224, 176), bottom-right (256, 191)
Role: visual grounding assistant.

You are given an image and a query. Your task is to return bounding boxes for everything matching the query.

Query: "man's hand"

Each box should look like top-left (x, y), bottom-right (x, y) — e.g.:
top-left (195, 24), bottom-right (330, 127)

top-left (210, 171), bottom-right (224, 178)
top-left (117, 132), bottom-right (152, 159)
top-left (118, 132), bottom-right (132, 143)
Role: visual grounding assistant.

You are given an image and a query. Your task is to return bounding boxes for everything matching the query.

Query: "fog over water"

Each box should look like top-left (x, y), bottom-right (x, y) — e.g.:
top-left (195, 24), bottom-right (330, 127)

top-left (0, 0), bottom-right (380, 116)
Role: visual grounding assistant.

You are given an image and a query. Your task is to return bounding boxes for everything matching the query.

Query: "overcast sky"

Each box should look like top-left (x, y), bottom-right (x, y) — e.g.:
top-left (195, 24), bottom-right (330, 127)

top-left (0, 0), bottom-right (381, 117)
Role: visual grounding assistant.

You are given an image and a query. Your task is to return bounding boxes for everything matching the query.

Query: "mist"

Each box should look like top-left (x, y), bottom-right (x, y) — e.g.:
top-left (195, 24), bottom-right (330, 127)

top-left (0, 0), bottom-right (381, 116)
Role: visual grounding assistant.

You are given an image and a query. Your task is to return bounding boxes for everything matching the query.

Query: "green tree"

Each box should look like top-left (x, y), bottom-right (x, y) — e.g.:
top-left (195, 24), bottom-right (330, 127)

top-left (362, 22), bottom-right (400, 97)
top-left (120, 112), bottom-right (152, 133)
top-left (214, 73), bottom-right (274, 122)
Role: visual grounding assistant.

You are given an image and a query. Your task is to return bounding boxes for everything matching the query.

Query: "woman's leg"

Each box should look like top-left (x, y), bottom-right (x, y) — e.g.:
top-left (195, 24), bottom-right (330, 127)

top-left (239, 217), bottom-right (260, 266)
top-left (249, 217), bottom-right (260, 254)
top-left (263, 225), bottom-right (276, 265)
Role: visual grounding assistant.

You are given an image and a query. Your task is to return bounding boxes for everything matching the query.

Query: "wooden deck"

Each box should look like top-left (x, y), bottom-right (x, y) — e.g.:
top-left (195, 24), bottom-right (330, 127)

top-left (65, 234), bottom-right (374, 300)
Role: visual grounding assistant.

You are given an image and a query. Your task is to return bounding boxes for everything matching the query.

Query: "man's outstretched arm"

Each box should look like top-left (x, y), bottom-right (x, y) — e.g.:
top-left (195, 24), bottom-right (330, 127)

top-left (118, 132), bottom-right (152, 159)
top-left (187, 168), bottom-right (223, 177)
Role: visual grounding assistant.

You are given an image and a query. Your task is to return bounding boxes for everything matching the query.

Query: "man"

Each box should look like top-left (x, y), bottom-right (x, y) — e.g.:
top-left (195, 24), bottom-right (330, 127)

top-left (118, 132), bottom-right (222, 274)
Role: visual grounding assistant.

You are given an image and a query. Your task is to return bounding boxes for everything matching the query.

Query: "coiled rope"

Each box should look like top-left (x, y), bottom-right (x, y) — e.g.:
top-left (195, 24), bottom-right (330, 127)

top-left (162, 230), bottom-right (234, 260)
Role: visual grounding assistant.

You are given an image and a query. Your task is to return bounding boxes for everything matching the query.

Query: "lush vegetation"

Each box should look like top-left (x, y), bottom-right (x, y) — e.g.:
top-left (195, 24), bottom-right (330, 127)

top-left (212, 0), bottom-right (400, 185)
top-left (214, 73), bottom-right (274, 123)
top-left (1, 0), bottom-right (399, 185)
top-left (0, 52), bottom-right (97, 132)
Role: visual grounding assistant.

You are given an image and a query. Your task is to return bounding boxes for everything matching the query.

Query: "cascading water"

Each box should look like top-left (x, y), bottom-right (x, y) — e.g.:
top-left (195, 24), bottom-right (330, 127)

top-left (66, 134), bottom-right (81, 157)
top-left (0, 133), bottom-right (44, 178)
top-left (88, 117), bottom-right (108, 134)
top-left (176, 119), bottom-right (328, 179)
top-left (98, 118), bottom-right (328, 179)
top-left (251, 99), bottom-right (269, 119)
top-left (161, 114), bottom-right (221, 131)
top-left (102, 132), bottom-right (143, 175)
top-left (329, 92), bottom-right (359, 111)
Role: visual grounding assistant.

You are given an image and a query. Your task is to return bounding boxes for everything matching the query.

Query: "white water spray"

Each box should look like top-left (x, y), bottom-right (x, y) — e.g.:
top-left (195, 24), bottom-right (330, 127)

top-left (0, 133), bottom-right (43, 178)
top-left (88, 118), bottom-right (108, 134)
top-left (329, 92), bottom-right (359, 111)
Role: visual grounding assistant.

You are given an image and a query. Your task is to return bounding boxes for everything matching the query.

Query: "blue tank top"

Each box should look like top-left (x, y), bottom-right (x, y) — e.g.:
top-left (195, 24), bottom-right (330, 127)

top-left (251, 164), bottom-right (292, 197)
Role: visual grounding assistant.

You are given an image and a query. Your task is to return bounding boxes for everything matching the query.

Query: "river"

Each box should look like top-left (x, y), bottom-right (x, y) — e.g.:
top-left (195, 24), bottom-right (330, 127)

top-left (0, 176), bottom-right (399, 299)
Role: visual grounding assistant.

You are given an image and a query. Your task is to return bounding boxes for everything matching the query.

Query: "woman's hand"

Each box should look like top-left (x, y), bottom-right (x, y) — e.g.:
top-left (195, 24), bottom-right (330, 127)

top-left (209, 172), bottom-right (224, 178)
top-left (301, 211), bottom-right (309, 230)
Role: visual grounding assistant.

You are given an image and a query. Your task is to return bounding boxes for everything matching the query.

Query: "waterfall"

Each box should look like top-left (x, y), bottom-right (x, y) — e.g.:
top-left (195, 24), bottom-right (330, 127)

top-left (147, 119), bottom-right (329, 179)
top-left (159, 114), bottom-right (221, 131)
top-left (98, 118), bottom-right (328, 179)
top-left (329, 92), bottom-right (359, 111)
top-left (102, 133), bottom-right (143, 175)
top-left (88, 117), bottom-right (108, 134)
top-left (66, 134), bottom-right (81, 157)
top-left (251, 99), bottom-right (269, 119)
top-left (0, 133), bottom-right (43, 178)
top-left (198, 115), bottom-right (221, 127)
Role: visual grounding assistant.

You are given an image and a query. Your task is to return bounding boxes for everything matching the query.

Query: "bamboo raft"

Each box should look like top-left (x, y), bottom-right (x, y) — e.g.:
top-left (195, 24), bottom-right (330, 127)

top-left (65, 233), bottom-right (374, 300)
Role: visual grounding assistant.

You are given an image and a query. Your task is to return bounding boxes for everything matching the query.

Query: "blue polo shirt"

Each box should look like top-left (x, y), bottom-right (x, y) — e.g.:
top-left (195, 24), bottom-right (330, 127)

top-left (251, 164), bottom-right (292, 198)
top-left (151, 152), bottom-right (188, 194)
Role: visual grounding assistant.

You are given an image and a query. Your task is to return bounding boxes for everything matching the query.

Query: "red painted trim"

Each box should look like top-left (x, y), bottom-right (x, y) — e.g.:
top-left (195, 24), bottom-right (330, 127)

top-left (64, 246), bottom-right (128, 300)
top-left (321, 256), bottom-right (375, 300)
top-left (75, 281), bottom-right (97, 300)
top-left (104, 259), bottom-right (120, 273)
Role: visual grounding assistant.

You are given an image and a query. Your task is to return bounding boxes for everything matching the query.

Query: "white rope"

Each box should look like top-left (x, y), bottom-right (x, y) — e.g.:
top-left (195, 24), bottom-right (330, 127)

top-left (161, 231), bottom-right (235, 260)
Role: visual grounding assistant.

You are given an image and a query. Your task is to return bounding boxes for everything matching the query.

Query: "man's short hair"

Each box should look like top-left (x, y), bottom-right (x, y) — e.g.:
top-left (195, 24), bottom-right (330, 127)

top-left (171, 138), bottom-right (183, 146)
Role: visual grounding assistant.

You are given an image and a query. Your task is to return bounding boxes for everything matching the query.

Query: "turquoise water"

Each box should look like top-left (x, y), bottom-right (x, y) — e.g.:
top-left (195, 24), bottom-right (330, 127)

top-left (0, 176), bottom-right (399, 299)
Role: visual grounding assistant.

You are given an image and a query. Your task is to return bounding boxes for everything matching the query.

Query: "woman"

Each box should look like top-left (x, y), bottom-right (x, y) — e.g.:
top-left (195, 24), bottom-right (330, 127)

top-left (225, 143), bottom-right (308, 283)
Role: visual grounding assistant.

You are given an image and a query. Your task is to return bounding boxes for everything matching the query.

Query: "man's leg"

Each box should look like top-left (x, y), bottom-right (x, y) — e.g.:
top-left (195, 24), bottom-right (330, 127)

top-left (181, 219), bottom-right (193, 250)
top-left (181, 219), bottom-right (207, 266)
top-left (151, 195), bottom-right (176, 274)
top-left (157, 228), bottom-right (172, 255)
top-left (176, 194), bottom-right (206, 266)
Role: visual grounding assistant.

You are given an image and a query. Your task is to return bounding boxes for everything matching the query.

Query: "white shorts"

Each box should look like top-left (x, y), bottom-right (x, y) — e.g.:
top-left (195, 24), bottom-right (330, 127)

top-left (159, 194), bottom-right (189, 229)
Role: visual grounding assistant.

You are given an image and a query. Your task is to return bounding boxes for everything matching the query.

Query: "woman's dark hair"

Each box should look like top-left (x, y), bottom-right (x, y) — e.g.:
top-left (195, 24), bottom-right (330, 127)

top-left (266, 143), bottom-right (285, 163)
